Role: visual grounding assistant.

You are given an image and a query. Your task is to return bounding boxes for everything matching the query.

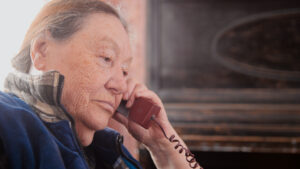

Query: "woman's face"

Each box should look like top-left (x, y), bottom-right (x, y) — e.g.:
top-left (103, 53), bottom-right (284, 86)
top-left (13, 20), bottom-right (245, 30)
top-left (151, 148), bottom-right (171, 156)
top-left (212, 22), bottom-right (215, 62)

top-left (43, 13), bottom-right (132, 135)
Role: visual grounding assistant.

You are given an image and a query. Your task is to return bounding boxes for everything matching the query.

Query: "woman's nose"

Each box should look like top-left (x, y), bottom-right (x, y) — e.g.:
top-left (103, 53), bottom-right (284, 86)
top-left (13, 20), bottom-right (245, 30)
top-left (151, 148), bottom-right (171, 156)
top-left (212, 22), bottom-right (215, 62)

top-left (105, 70), bottom-right (127, 95)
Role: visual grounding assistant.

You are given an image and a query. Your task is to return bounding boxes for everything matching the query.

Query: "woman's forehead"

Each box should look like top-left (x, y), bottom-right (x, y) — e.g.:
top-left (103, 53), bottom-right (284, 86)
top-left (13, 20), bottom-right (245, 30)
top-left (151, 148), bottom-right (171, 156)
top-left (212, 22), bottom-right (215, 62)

top-left (73, 13), bottom-right (132, 58)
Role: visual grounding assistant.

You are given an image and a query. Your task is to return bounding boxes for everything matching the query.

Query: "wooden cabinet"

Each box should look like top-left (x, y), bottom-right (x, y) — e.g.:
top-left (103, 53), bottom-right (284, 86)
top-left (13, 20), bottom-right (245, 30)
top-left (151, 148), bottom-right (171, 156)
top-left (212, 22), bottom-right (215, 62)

top-left (147, 0), bottom-right (300, 154)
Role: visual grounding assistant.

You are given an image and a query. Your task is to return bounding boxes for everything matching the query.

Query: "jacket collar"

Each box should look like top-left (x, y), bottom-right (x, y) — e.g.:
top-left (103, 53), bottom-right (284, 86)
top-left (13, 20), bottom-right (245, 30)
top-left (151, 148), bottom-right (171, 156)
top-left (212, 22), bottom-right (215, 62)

top-left (4, 71), bottom-right (72, 123)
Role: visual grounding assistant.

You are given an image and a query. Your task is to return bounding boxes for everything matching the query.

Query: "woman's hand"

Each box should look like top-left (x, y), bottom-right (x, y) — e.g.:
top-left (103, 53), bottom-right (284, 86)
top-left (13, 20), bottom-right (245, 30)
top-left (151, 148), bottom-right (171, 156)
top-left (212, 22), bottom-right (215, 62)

top-left (113, 78), bottom-right (171, 147)
top-left (113, 79), bottom-right (203, 169)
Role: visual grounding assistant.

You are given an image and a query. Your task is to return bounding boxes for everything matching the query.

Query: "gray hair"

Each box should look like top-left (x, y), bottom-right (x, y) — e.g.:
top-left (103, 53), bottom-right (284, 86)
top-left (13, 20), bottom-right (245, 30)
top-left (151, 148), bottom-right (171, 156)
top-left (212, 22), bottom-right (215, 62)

top-left (12, 0), bottom-right (128, 73)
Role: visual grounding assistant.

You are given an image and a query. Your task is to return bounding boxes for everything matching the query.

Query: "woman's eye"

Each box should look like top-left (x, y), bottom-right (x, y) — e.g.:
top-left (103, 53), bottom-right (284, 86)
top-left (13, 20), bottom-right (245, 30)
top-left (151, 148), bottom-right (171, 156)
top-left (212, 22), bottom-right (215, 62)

top-left (98, 56), bottom-right (113, 67)
top-left (104, 57), bottom-right (111, 62)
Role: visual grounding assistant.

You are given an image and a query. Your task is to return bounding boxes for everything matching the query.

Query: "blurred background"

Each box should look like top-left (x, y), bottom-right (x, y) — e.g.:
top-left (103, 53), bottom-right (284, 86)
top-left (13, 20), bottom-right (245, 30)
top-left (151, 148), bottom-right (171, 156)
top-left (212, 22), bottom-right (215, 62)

top-left (0, 0), bottom-right (46, 88)
top-left (145, 0), bottom-right (300, 169)
top-left (1, 0), bottom-right (300, 169)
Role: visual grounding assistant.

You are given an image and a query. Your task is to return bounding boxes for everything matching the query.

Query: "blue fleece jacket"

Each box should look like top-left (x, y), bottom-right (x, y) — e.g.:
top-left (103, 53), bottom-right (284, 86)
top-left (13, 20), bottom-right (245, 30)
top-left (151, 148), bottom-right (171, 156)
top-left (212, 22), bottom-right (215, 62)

top-left (0, 92), bottom-right (141, 169)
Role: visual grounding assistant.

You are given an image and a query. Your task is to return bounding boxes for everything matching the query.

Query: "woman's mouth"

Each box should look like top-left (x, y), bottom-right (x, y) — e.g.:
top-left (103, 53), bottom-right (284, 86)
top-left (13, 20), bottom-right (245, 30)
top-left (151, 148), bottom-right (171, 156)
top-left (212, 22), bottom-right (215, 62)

top-left (93, 100), bottom-right (115, 113)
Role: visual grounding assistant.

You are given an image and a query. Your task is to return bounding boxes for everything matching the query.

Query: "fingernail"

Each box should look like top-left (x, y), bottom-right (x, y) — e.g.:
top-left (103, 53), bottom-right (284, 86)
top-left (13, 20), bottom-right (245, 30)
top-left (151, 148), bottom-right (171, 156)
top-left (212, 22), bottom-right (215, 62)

top-left (123, 93), bottom-right (127, 100)
top-left (126, 100), bottom-right (131, 108)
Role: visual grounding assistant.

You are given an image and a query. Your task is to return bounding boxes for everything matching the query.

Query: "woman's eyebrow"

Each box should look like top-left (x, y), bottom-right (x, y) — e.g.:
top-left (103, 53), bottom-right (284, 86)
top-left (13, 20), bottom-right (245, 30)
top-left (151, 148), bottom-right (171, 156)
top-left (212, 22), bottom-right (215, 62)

top-left (99, 36), bottom-right (120, 56)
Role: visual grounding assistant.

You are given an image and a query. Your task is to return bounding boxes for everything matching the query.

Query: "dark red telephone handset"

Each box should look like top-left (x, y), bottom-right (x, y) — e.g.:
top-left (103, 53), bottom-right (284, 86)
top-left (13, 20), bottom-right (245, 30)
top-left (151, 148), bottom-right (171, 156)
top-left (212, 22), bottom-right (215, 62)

top-left (116, 97), bottom-right (160, 129)
top-left (116, 97), bottom-right (203, 169)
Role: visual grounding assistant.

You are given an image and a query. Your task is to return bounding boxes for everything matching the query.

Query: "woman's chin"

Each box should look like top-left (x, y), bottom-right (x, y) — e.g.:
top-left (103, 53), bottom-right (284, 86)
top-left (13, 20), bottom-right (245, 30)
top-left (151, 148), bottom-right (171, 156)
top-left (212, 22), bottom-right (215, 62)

top-left (87, 114), bottom-right (110, 130)
top-left (86, 105), bottom-right (114, 129)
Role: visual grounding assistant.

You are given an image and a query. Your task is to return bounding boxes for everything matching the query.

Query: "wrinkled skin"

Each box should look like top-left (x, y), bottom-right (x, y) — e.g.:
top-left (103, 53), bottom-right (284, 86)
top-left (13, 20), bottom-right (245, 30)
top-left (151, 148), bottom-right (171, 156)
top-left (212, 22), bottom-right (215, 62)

top-left (32, 13), bottom-right (169, 147)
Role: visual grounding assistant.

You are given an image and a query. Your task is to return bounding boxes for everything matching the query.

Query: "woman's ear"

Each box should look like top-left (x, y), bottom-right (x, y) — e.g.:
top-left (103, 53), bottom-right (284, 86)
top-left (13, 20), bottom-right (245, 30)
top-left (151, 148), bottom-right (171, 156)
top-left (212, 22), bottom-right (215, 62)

top-left (30, 33), bottom-right (49, 71)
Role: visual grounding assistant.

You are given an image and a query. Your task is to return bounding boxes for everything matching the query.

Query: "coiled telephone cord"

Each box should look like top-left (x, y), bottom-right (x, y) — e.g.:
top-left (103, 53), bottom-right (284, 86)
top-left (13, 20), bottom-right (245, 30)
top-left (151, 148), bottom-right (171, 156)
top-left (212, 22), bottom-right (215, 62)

top-left (152, 118), bottom-right (203, 169)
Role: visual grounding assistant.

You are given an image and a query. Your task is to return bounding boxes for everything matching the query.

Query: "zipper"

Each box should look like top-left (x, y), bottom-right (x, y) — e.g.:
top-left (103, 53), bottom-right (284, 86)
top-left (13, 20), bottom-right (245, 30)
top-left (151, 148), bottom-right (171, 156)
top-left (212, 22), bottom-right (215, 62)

top-left (116, 135), bottom-right (142, 169)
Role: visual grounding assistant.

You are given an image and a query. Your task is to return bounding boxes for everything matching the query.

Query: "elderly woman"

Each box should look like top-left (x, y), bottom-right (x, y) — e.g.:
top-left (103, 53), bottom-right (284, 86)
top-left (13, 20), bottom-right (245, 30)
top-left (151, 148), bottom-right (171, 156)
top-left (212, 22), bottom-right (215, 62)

top-left (0, 0), bottom-right (201, 169)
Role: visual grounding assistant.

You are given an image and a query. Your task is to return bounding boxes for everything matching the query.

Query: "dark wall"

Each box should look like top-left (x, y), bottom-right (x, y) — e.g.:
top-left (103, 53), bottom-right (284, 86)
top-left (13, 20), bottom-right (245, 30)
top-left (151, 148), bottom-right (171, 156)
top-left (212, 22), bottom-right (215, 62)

top-left (148, 0), bottom-right (300, 91)
top-left (146, 0), bottom-right (300, 167)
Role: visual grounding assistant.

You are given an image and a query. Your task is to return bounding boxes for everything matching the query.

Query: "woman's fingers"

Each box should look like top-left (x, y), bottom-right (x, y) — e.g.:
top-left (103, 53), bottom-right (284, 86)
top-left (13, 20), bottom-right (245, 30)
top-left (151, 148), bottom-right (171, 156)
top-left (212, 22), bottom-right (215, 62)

top-left (123, 78), bottom-right (136, 100)
top-left (115, 79), bottom-right (172, 145)
top-left (126, 83), bottom-right (147, 108)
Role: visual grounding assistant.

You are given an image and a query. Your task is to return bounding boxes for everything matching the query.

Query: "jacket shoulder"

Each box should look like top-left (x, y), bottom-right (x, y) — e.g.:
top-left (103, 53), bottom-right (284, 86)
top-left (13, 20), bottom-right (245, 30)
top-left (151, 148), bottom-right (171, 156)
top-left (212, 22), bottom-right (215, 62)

top-left (0, 91), bottom-right (67, 169)
top-left (0, 91), bottom-right (38, 120)
top-left (0, 91), bottom-right (47, 139)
